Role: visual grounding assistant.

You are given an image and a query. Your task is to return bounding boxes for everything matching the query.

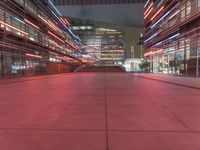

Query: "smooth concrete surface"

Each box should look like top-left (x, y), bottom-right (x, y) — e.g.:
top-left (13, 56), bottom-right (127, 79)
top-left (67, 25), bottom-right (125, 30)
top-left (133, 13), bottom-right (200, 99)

top-left (134, 73), bottom-right (200, 89)
top-left (0, 73), bottom-right (200, 150)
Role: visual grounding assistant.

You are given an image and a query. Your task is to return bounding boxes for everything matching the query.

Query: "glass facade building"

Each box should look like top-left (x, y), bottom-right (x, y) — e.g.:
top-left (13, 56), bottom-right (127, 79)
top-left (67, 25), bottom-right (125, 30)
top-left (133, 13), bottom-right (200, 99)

top-left (0, 0), bottom-right (82, 78)
top-left (144, 0), bottom-right (200, 76)
top-left (71, 25), bottom-right (125, 65)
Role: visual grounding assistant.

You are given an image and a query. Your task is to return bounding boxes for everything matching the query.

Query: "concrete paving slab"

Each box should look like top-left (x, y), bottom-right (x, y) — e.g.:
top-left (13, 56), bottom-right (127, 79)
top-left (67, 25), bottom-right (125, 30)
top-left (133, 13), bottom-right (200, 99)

top-left (107, 106), bottom-right (189, 131)
top-left (0, 73), bottom-right (200, 149)
top-left (109, 131), bottom-right (200, 150)
top-left (0, 130), bottom-right (106, 150)
top-left (21, 106), bottom-right (106, 130)
top-left (166, 106), bottom-right (200, 131)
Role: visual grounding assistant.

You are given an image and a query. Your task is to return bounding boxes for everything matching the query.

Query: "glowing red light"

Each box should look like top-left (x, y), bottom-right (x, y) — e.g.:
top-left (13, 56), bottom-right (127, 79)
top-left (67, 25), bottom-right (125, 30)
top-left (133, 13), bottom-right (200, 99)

top-left (144, 2), bottom-right (153, 15)
top-left (151, 6), bottom-right (164, 21)
top-left (64, 19), bottom-right (70, 26)
top-left (48, 20), bottom-right (62, 33)
top-left (48, 39), bottom-right (62, 49)
top-left (65, 40), bottom-right (77, 49)
top-left (38, 15), bottom-right (61, 33)
top-left (60, 17), bottom-right (70, 26)
top-left (38, 15), bottom-right (47, 23)
top-left (24, 19), bottom-right (39, 29)
top-left (48, 31), bottom-right (64, 43)
top-left (144, 7), bottom-right (153, 19)
top-left (0, 21), bottom-right (28, 35)
top-left (25, 53), bottom-right (42, 59)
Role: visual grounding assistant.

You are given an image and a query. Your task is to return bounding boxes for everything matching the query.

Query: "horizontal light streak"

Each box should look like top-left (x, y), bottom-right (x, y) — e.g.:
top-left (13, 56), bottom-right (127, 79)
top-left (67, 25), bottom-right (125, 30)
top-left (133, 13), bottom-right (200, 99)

top-left (50, 10), bottom-right (67, 28)
top-left (0, 43), bottom-right (21, 50)
top-left (65, 40), bottom-right (77, 49)
top-left (151, 11), bottom-right (171, 28)
top-left (151, 6), bottom-right (164, 21)
top-left (38, 15), bottom-right (60, 32)
top-left (160, 33), bottom-right (180, 44)
top-left (25, 53), bottom-right (43, 59)
top-left (144, 49), bottom-right (163, 56)
top-left (60, 17), bottom-right (70, 26)
top-left (48, 0), bottom-right (62, 16)
top-left (144, 0), bottom-right (151, 8)
top-left (47, 20), bottom-right (62, 33)
top-left (14, 17), bottom-right (25, 24)
top-left (24, 19), bottom-right (39, 29)
top-left (0, 21), bottom-right (28, 35)
top-left (151, 3), bottom-right (180, 28)
top-left (168, 10), bottom-right (180, 20)
top-left (144, 2), bottom-right (153, 15)
top-left (64, 18), bottom-right (70, 26)
top-left (144, 7), bottom-right (153, 19)
top-left (144, 31), bottom-right (161, 43)
top-left (48, 31), bottom-right (64, 43)
top-left (48, 39), bottom-right (62, 49)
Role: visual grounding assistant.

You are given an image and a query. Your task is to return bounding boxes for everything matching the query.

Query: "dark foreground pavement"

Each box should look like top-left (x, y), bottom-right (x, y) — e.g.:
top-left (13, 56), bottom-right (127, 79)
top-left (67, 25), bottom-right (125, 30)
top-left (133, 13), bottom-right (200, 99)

top-left (0, 73), bottom-right (200, 150)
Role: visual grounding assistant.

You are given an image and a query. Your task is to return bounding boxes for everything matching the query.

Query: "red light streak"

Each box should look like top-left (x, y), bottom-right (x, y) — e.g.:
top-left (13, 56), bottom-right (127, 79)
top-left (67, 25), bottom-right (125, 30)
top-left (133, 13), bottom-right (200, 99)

top-left (38, 15), bottom-right (47, 23)
top-left (0, 43), bottom-right (19, 50)
top-left (144, 2), bottom-right (153, 15)
top-left (65, 40), bottom-right (77, 49)
top-left (48, 21), bottom-right (62, 33)
top-left (48, 31), bottom-right (64, 43)
top-left (0, 41), bottom-right (29, 51)
top-left (64, 19), bottom-right (70, 26)
top-left (38, 15), bottom-right (61, 33)
top-left (48, 39), bottom-right (62, 49)
top-left (151, 6), bottom-right (164, 21)
top-left (57, 56), bottom-right (67, 61)
top-left (57, 56), bottom-right (74, 62)
top-left (152, 49), bottom-right (163, 54)
top-left (24, 19), bottom-right (39, 30)
top-left (0, 21), bottom-right (28, 35)
top-left (60, 17), bottom-right (70, 26)
top-left (144, 7), bottom-right (153, 19)
top-left (60, 17), bottom-right (67, 25)
top-left (25, 53), bottom-right (42, 59)
top-left (38, 15), bottom-right (54, 29)
top-left (144, 51), bottom-right (152, 57)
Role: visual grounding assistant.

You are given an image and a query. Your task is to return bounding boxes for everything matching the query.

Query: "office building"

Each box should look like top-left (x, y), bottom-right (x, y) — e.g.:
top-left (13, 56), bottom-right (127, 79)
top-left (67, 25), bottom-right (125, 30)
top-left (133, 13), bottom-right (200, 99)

top-left (0, 0), bottom-right (81, 78)
top-left (1, 1), bottom-right (200, 150)
top-left (144, 0), bottom-right (200, 76)
top-left (70, 22), bottom-right (125, 65)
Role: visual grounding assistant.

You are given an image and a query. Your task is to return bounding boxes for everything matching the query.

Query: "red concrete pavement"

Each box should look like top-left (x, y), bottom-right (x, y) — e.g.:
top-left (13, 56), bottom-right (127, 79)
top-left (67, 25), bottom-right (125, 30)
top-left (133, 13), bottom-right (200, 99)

top-left (0, 73), bottom-right (200, 150)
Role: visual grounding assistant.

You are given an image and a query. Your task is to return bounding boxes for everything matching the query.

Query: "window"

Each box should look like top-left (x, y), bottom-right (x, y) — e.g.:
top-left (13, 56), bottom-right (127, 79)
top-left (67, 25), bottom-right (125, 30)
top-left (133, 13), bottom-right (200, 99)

top-left (186, 1), bottom-right (191, 15)
top-left (181, 6), bottom-right (186, 19)
top-left (198, 0), bottom-right (200, 7)
top-left (28, 27), bottom-right (38, 42)
top-left (25, 0), bottom-right (37, 15)
top-left (13, 0), bottom-right (24, 6)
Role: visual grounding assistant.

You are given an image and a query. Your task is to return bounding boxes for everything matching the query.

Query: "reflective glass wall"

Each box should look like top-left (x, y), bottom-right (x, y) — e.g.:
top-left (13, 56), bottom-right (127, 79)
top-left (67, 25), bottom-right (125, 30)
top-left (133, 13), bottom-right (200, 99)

top-left (0, 0), bottom-right (82, 78)
top-left (144, 0), bottom-right (200, 76)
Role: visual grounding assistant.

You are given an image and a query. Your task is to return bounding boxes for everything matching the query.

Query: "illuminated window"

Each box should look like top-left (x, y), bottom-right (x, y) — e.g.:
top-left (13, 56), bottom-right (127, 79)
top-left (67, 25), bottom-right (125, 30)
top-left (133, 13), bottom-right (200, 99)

top-left (198, 0), bottom-right (200, 7)
top-left (25, 0), bottom-right (37, 15)
top-left (186, 1), bottom-right (191, 15)
top-left (181, 5), bottom-right (186, 19)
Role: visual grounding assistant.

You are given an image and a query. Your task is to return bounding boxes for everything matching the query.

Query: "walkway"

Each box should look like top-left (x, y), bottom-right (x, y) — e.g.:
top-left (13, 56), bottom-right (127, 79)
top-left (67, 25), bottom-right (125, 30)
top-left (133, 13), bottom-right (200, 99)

top-left (0, 73), bottom-right (200, 150)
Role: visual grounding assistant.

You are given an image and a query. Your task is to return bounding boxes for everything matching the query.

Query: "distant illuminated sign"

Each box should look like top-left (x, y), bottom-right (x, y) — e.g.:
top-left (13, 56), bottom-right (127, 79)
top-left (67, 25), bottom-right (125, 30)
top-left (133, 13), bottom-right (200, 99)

top-left (70, 26), bottom-right (94, 31)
